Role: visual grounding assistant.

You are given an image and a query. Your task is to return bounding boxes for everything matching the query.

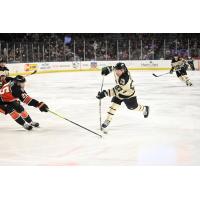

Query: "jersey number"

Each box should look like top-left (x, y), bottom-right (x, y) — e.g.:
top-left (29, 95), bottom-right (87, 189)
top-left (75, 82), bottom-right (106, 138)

top-left (114, 85), bottom-right (123, 92)
top-left (130, 80), bottom-right (135, 90)
top-left (0, 85), bottom-right (10, 95)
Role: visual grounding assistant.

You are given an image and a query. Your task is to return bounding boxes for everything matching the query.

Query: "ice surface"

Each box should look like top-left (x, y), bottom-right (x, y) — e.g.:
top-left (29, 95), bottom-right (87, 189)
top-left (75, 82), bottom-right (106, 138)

top-left (0, 70), bottom-right (200, 165)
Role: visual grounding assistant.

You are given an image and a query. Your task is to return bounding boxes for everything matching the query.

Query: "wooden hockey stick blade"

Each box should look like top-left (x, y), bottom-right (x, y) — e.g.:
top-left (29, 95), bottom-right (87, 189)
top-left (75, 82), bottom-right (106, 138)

top-left (32, 70), bottom-right (37, 74)
top-left (152, 73), bottom-right (159, 77)
top-left (24, 70), bottom-right (37, 77)
top-left (30, 70), bottom-right (37, 75)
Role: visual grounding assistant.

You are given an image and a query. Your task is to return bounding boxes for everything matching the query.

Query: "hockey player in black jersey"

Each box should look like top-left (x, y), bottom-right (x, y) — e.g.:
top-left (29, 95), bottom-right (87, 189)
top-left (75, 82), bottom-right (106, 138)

top-left (187, 56), bottom-right (195, 71)
top-left (0, 75), bottom-right (49, 130)
top-left (96, 62), bottom-right (149, 131)
top-left (170, 55), bottom-right (192, 86)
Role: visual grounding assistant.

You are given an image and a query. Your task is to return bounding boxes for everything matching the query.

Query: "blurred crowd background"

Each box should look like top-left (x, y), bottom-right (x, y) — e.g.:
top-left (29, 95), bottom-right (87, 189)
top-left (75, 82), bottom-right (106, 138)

top-left (0, 33), bottom-right (200, 63)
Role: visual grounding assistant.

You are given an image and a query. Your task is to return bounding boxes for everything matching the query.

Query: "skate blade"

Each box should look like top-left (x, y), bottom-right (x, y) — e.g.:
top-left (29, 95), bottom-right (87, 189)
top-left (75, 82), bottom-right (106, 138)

top-left (32, 125), bottom-right (40, 128)
top-left (101, 128), bottom-right (108, 134)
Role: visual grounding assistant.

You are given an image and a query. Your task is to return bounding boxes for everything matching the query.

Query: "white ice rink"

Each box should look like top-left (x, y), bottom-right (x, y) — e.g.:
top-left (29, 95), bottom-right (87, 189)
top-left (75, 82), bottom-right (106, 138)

top-left (0, 70), bottom-right (200, 165)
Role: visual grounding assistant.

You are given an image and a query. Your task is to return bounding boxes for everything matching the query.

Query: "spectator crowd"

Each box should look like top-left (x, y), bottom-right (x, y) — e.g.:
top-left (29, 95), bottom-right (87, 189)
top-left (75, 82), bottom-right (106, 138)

top-left (0, 33), bottom-right (200, 63)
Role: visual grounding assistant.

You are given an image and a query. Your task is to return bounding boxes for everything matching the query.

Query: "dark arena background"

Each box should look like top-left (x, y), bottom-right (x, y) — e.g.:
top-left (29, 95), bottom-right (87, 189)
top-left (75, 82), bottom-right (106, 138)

top-left (0, 33), bottom-right (200, 165)
top-left (1, 33), bottom-right (200, 63)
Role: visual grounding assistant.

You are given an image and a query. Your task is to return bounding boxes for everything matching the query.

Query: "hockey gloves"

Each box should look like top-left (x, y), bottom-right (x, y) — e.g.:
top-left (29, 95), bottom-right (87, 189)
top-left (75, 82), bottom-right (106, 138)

top-left (38, 102), bottom-right (49, 112)
top-left (101, 66), bottom-right (112, 76)
top-left (96, 90), bottom-right (108, 99)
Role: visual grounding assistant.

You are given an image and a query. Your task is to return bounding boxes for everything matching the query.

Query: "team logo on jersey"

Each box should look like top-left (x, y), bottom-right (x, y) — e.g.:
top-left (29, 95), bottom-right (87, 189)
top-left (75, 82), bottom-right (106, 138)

top-left (119, 78), bottom-right (125, 85)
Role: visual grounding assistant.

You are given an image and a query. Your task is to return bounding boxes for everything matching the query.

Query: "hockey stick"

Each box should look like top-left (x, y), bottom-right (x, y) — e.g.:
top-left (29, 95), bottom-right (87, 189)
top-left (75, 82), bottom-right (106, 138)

top-left (24, 70), bottom-right (37, 77)
top-left (152, 72), bottom-right (170, 77)
top-left (48, 109), bottom-right (102, 138)
top-left (99, 76), bottom-right (104, 130)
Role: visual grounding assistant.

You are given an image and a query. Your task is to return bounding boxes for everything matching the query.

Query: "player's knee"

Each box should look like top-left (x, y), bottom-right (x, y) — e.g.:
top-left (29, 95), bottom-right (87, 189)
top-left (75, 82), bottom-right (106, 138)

top-left (15, 105), bottom-right (24, 113)
top-left (6, 106), bottom-right (14, 114)
top-left (111, 97), bottom-right (122, 105)
top-left (127, 103), bottom-right (138, 110)
top-left (18, 107), bottom-right (24, 113)
top-left (21, 110), bottom-right (29, 118)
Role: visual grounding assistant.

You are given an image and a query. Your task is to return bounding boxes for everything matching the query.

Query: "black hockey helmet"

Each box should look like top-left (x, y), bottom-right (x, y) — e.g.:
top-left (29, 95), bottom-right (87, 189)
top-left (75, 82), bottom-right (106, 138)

top-left (114, 62), bottom-right (127, 70)
top-left (14, 75), bottom-right (26, 83)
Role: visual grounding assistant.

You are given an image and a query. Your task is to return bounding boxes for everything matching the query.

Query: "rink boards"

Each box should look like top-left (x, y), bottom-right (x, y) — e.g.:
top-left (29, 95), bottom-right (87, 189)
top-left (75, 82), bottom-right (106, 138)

top-left (6, 60), bottom-right (200, 76)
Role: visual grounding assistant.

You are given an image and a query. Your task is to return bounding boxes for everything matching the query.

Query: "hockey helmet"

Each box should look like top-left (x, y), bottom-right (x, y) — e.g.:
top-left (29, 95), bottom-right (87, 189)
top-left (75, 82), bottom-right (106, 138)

top-left (14, 75), bottom-right (26, 83)
top-left (114, 62), bottom-right (127, 71)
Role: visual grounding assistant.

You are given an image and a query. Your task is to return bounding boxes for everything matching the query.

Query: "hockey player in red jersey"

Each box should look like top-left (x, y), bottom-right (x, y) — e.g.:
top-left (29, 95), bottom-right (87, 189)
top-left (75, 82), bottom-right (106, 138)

top-left (0, 75), bottom-right (49, 130)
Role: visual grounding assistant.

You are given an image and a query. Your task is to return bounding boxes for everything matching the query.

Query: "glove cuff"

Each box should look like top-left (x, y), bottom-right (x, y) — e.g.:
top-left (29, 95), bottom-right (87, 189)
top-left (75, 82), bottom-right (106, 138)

top-left (37, 102), bottom-right (44, 108)
top-left (103, 90), bottom-right (108, 96)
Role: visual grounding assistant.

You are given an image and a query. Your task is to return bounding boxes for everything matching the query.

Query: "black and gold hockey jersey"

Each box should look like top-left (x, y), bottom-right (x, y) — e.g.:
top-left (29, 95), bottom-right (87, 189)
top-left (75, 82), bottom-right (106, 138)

top-left (106, 67), bottom-right (136, 100)
top-left (171, 57), bottom-right (188, 71)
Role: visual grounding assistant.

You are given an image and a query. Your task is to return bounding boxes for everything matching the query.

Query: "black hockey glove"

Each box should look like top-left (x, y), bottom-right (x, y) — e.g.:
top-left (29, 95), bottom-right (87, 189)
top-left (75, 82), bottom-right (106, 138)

top-left (0, 105), bottom-right (8, 115)
top-left (38, 102), bottom-right (49, 112)
top-left (169, 68), bottom-right (174, 74)
top-left (96, 90), bottom-right (108, 99)
top-left (101, 66), bottom-right (112, 76)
